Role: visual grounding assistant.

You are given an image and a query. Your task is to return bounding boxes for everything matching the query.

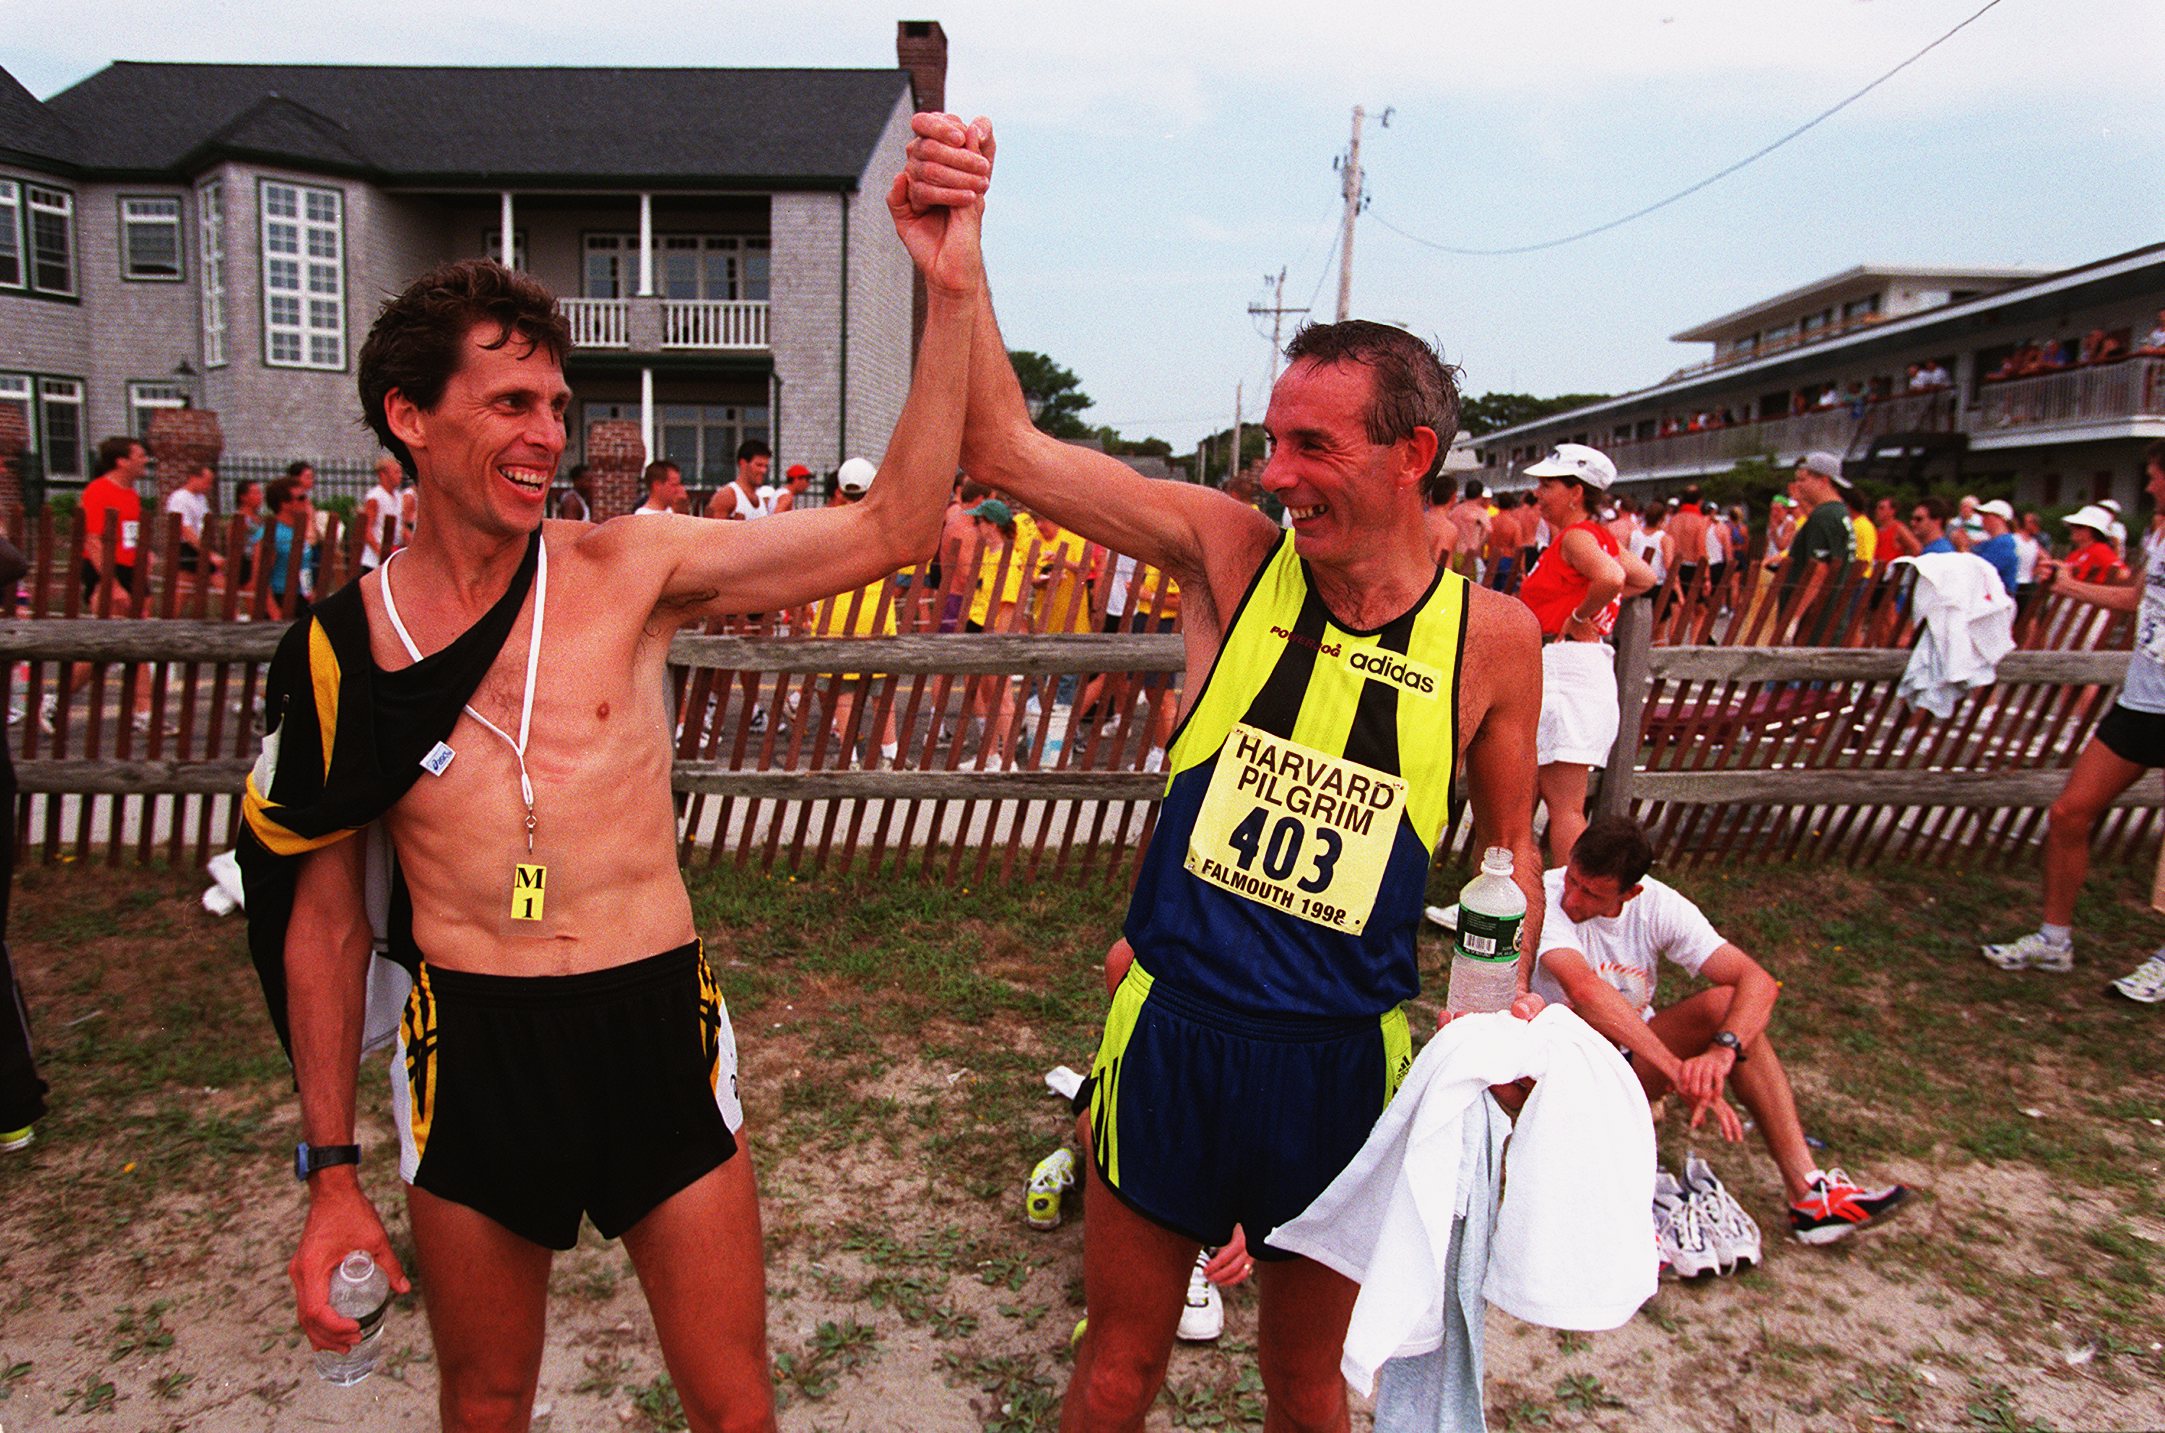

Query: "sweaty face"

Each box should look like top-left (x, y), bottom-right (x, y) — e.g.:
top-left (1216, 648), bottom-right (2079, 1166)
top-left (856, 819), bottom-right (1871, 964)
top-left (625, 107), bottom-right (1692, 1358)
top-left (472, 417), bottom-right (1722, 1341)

top-left (1259, 359), bottom-right (1419, 566)
top-left (741, 455), bottom-right (771, 487)
top-left (398, 325), bottom-right (569, 537)
top-left (1559, 863), bottom-right (1634, 924)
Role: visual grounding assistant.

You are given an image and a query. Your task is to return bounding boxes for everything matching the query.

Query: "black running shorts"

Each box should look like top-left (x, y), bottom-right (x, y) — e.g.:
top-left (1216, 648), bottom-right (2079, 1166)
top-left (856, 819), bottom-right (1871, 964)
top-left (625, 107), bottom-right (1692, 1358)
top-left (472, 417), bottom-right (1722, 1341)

top-left (2096, 703), bottom-right (2165, 768)
top-left (1085, 962), bottom-right (1409, 1258)
top-left (394, 941), bottom-right (743, 1249)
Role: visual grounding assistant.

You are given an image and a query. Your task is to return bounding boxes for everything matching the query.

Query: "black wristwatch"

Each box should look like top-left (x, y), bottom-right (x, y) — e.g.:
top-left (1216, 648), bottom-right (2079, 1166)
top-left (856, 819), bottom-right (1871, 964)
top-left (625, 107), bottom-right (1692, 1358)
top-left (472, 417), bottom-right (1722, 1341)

top-left (294, 1141), bottom-right (361, 1181)
top-left (1710, 1030), bottom-right (1747, 1063)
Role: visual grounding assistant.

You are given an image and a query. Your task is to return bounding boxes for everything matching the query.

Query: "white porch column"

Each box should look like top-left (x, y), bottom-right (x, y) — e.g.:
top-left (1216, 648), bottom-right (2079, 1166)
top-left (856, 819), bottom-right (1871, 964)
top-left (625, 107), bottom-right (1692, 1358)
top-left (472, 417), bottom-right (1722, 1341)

top-left (499, 191), bottom-right (515, 267)
top-left (637, 192), bottom-right (654, 297)
top-left (640, 367), bottom-right (655, 465)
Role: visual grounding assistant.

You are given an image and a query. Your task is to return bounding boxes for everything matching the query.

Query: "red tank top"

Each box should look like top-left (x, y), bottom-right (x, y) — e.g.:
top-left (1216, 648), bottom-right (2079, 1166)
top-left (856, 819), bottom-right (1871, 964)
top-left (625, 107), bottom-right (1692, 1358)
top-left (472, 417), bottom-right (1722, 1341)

top-left (1518, 519), bottom-right (1621, 637)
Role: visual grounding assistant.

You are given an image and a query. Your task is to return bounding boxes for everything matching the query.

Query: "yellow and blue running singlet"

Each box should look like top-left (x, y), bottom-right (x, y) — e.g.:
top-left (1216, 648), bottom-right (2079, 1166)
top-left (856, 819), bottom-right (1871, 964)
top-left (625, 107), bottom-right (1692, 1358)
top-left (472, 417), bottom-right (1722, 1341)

top-left (1126, 530), bottom-right (1466, 1019)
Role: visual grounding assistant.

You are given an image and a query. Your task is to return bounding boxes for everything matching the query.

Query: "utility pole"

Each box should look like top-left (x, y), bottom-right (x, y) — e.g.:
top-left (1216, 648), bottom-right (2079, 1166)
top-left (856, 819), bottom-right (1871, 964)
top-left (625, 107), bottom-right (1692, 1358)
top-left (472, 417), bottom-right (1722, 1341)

top-left (1335, 105), bottom-right (1365, 322)
top-left (1229, 380), bottom-right (1243, 490)
top-left (1246, 267), bottom-right (1308, 391)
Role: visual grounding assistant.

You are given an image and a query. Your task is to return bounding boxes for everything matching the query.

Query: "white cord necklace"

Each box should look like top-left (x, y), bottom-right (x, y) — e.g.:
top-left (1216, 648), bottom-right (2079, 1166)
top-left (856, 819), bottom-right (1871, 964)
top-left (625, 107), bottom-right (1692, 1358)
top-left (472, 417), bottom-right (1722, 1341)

top-left (380, 537), bottom-right (548, 852)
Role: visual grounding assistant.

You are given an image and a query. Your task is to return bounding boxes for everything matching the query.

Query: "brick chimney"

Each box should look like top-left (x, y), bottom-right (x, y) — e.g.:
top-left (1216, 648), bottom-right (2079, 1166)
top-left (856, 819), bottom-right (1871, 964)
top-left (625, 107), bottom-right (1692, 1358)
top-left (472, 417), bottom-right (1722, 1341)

top-left (897, 20), bottom-right (947, 114)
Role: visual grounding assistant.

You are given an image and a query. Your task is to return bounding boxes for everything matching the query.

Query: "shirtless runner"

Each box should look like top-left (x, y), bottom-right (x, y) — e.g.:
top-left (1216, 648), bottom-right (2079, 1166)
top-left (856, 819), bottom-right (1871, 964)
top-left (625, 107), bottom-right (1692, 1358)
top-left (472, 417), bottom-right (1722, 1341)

top-left (269, 156), bottom-right (983, 1430)
top-left (906, 114), bottom-right (1543, 1433)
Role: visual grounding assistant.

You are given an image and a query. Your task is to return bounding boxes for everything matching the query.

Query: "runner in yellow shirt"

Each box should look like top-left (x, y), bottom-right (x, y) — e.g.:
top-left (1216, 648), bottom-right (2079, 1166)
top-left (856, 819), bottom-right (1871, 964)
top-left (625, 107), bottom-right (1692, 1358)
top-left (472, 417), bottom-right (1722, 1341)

top-left (809, 458), bottom-right (902, 766)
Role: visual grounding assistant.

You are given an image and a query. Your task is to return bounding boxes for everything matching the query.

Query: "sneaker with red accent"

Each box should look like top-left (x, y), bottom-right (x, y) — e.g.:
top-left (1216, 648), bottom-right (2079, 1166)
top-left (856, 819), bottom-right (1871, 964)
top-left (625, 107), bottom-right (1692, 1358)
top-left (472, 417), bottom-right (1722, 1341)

top-left (1790, 1169), bottom-right (1908, 1245)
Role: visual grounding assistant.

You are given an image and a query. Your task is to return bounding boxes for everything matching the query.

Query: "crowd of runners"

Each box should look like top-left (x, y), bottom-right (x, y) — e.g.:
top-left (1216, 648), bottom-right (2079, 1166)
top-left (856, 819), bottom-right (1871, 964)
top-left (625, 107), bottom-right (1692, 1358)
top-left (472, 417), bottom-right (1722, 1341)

top-left (4, 110), bottom-right (2162, 1433)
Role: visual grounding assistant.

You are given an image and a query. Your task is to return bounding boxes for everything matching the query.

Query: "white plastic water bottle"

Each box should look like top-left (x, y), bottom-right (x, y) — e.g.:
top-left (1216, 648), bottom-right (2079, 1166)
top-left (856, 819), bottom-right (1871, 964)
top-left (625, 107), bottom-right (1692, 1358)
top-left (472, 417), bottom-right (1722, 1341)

top-left (1445, 847), bottom-right (1527, 1014)
top-left (315, 1250), bottom-right (391, 1386)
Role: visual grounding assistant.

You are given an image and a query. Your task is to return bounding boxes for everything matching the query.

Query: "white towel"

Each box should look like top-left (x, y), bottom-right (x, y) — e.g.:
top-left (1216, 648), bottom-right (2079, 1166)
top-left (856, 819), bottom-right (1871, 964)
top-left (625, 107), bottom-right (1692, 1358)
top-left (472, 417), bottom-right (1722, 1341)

top-left (1270, 1005), bottom-right (1656, 1396)
top-left (1894, 552), bottom-right (2017, 718)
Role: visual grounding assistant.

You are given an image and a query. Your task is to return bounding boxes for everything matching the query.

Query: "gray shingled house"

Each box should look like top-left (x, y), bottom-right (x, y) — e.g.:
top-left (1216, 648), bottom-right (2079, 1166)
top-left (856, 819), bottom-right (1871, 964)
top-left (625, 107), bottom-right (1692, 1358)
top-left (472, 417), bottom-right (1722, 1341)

top-left (0, 21), bottom-right (948, 492)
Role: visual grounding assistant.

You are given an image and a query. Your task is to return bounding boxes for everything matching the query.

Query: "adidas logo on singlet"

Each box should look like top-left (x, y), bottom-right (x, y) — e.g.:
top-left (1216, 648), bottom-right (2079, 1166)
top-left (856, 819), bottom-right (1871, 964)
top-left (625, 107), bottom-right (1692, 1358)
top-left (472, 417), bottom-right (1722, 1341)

top-left (1341, 646), bottom-right (1442, 699)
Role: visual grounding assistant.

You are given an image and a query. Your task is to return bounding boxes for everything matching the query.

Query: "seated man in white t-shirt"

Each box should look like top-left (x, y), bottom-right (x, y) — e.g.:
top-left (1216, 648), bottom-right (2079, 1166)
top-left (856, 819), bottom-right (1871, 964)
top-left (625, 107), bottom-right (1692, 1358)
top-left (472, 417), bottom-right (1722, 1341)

top-left (1534, 816), bottom-right (1907, 1247)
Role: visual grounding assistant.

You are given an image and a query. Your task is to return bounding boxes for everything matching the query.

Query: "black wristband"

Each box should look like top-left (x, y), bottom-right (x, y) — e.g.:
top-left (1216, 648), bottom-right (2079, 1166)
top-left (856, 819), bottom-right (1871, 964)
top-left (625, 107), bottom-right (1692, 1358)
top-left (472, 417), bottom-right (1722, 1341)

top-left (294, 1141), bottom-right (361, 1181)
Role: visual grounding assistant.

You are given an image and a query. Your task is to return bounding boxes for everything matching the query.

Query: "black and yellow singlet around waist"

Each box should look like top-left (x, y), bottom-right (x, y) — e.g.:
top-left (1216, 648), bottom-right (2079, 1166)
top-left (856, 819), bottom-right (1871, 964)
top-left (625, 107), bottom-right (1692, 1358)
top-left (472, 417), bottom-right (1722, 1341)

top-left (1125, 530), bottom-right (1467, 1019)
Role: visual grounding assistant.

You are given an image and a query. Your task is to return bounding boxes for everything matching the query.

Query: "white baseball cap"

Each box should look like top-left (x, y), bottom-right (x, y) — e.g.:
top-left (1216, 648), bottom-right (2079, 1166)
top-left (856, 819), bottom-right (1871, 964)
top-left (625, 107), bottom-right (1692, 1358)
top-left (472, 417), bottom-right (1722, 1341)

top-left (1523, 443), bottom-right (1617, 492)
top-left (2063, 504), bottom-right (2116, 536)
top-left (836, 457), bottom-right (876, 495)
top-left (1978, 499), bottom-right (2016, 521)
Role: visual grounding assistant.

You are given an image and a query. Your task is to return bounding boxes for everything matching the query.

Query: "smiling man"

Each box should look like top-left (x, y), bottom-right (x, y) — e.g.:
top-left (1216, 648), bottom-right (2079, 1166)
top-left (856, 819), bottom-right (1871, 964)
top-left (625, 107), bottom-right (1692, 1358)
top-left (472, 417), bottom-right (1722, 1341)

top-left (907, 115), bottom-right (1543, 1433)
top-left (244, 165), bottom-right (981, 1430)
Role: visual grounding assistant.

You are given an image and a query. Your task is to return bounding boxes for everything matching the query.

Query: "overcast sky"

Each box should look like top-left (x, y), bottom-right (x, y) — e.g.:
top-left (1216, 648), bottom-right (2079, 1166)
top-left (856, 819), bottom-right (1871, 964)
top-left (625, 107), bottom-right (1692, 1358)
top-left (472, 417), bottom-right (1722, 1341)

top-left (11, 0), bottom-right (2161, 451)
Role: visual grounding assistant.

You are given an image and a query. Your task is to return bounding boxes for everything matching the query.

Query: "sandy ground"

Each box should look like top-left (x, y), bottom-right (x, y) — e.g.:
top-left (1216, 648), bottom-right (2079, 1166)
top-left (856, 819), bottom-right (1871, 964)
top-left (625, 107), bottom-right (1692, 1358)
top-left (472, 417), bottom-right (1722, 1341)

top-left (6, 1053), bottom-right (2163, 1432)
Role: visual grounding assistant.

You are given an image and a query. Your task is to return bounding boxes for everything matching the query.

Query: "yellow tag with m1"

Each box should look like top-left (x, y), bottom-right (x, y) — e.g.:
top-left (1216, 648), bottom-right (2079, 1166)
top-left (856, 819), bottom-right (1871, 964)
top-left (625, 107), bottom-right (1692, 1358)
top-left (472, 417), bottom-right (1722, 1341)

top-left (1184, 723), bottom-right (1406, 935)
top-left (510, 863), bottom-right (547, 922)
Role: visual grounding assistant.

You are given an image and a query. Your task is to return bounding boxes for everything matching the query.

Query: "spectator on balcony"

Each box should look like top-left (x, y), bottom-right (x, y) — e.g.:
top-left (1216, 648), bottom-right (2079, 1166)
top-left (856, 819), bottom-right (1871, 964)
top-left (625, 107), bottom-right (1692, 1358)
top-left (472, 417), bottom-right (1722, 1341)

top-left (1905, 363), bottom-right (1926, 392)
top-left (554, 463), bottom-right (596, 523)
top-left (2061, 506), bottom-right (2122, 584)
top-left (704, 438), bottom-right (775, 520)
top-left (1816, 384), bottom-right (1841, 410)
top-left (1972, 500), bottom-right (2020, 597)
top-left (1844, 381), bottom-right (1869, 419)
top-left (2035, 337), bottom-right (2072, 372)
top-left (633, 460), bottom-right (685, 516)
top-left (1873, 496), bottom-right (1920, 560)
top-left (1909, 497), bottom-right (1956, 555)
top-left (2139, 310), bottom-right (2165, 355)
top-left (1920, 359), bottom-right (1952, 390)
top-left (1790, 391), bottom-right (1812, 417)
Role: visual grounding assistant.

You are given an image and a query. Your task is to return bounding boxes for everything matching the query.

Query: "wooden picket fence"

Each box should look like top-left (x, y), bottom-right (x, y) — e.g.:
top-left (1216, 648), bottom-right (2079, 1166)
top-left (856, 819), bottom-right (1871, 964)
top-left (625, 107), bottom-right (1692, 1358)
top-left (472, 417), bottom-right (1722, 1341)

top-left (0, 505), bottom-right (1198, 883)
top-left (1595, 566), bottom-right (2158, 869)
top-left (0, 500), bottom-right (2151, 879)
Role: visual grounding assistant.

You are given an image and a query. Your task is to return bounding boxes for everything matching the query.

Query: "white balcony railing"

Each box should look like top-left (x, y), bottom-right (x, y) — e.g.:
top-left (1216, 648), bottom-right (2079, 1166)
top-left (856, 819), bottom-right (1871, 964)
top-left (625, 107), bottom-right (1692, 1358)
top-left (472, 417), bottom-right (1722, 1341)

top-left (563, 298), bottom-right (629, 350)
top-left (662, 299), bottom-right (768, 351)
top-left (1977, 356), bottom-right (2165, 432)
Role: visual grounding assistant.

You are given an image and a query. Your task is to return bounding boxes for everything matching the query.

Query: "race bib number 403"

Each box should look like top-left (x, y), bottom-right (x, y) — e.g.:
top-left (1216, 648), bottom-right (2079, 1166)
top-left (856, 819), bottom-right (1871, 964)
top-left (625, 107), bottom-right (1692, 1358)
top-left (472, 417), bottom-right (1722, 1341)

top-left (1185, 723), bottom-right (1407, 935)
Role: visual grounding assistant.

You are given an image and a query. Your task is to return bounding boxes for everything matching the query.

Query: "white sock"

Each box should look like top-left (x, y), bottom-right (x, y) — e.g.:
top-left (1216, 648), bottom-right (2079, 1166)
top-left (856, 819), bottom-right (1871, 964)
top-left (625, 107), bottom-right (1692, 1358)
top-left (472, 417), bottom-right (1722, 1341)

top-left (1804, 1167), bottom-right (1829, 1189)
top-left (880, 742), bottom-right (898, 760)
top-left (2039, 923), bottom-right (2073, 947)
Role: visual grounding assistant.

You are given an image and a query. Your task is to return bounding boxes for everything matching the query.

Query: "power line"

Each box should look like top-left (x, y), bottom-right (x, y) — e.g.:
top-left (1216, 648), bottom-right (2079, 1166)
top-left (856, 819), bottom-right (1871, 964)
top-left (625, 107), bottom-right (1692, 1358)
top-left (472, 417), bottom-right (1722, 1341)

top-left (1370, 0), bottom-right (2008, 258)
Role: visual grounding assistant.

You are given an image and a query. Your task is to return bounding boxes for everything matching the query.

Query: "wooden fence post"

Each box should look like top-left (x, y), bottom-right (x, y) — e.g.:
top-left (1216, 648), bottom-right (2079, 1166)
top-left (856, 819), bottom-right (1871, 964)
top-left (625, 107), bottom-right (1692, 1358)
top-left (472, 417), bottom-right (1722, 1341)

top-left (1596, 595), bottom-right (1653, 818)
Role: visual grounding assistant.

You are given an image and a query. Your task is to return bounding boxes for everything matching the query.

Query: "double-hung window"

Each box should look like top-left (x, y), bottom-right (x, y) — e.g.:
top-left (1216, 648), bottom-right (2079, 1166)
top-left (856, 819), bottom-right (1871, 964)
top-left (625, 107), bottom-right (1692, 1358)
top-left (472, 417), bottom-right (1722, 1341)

top-left (0, 182), bottom-right (21, 289)
top-left (38, 378), bottom-right (83, 478)
top-left (25, 184), bottom-right (74, 296)
top-left (120, 196), bottom-right (183, 280)
top-left (260, 181), bottom-right (344, 369)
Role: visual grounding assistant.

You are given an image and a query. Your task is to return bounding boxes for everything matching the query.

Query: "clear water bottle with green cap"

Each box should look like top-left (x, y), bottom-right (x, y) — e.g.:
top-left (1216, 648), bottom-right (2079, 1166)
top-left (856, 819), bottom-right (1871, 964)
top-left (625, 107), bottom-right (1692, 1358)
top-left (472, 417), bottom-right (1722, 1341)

top-left (1445, 847), bottom-right (1526, 1014)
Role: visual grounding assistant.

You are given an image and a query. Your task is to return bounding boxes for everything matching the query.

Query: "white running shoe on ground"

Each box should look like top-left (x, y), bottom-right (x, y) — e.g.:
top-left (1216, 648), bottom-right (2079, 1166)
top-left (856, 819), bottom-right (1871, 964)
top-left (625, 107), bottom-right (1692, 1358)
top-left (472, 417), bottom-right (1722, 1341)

top-left (2109, 953), bottom-right (2165, 1004)
top-left (1423, 903), bottom-right (1460, 932)
top-left (1683, 1152), bottom-right (1762, 1272)
top-left (1657, 1183), bottom-right (1723, 1279)
top-left (1980, 931), bottom-right (2074, 973)
top-left (1177, 1249), bottom-right (1223, 1341)
top-left (1025, 1148), bottom-right (1076, 1230)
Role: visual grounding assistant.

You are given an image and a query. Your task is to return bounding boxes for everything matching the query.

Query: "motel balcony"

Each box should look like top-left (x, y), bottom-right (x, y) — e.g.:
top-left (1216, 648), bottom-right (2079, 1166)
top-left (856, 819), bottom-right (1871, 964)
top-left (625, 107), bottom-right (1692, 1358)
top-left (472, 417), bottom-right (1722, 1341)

top-left (1970, 356), bottom-right (2165, 450)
